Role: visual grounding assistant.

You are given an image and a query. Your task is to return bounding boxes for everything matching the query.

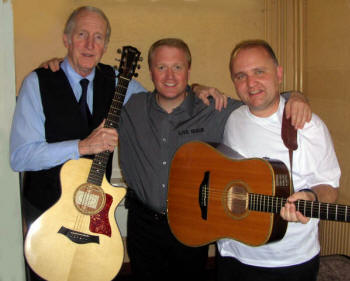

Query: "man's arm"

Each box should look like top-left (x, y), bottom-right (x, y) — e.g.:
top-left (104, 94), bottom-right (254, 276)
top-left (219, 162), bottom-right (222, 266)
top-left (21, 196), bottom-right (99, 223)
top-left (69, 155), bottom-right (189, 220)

top-left (281, 184), bottom-right (338, 224)
top-left (39, 57), bottom-right (63, 72)
top-left (193, 84), bottom-right (312, 128)
top-left (10, 72), bottom-right (119, 172)
top-left (124, 77), bottom-right (147, 103)
top-left (41, 59), bottom-right (227, 109)
top-left (191, 83), bottom-right (228, 111)
top-left (78, 120), bottom-right (118, 155)
top-left (10, 72), bottom-right (80, 171)
top-left (280, 114), bottom-right (340, 224)
top-left (282, 91), bottom-right (312, 129)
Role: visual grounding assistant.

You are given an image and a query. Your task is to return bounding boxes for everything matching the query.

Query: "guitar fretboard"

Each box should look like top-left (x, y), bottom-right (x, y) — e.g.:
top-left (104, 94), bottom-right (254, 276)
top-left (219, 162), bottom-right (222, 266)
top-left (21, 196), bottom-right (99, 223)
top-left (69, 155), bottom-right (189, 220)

top-left (105, 76), bottom-right (129, 130)
top-left (87, 76), bottom-right (130, 186)
top-left (249, 193), bottom-right (350, 222)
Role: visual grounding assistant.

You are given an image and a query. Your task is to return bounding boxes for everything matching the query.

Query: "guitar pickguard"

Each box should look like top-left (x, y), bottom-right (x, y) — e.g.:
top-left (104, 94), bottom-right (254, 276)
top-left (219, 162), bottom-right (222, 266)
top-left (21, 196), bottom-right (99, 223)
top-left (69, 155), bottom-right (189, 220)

top-left (90, 193), bottom-right (113, 237)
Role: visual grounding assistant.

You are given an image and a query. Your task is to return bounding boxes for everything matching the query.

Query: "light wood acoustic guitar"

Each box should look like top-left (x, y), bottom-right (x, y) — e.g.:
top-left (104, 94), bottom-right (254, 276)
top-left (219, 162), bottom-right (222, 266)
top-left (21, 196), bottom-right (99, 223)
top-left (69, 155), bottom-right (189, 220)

top-left (167, 141), bottom-right (348, 247)
top-left (24, 46), bottom-right (141, 281)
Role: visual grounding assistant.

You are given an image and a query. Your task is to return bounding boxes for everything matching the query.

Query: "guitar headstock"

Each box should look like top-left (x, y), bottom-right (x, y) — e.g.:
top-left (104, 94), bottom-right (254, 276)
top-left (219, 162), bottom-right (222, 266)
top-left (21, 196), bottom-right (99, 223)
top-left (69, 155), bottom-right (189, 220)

top-left (116, 46), bottom-right (142, 79)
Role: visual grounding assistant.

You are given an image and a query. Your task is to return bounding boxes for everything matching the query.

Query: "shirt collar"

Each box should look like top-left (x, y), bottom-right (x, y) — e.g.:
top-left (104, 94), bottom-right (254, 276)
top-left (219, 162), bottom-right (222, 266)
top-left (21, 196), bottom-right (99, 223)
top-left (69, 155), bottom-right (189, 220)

top-left (151, 85), bottom-right (194, 117)
top-left (244, 96), bottom-right (285, 124)
top-left (61, 57), bottom-right (96, 86)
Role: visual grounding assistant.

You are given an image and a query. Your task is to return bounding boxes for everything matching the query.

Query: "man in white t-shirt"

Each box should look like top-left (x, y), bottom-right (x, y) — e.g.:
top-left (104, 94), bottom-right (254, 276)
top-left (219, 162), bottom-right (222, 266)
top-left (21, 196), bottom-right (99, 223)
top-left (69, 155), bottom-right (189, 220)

top-left (217, 40), bottom-right (341, 281)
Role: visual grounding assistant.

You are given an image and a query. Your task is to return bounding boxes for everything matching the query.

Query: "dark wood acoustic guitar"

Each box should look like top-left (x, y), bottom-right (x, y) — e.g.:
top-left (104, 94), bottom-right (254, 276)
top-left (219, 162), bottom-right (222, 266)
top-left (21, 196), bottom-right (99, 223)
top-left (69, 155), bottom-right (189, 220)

top-left (167, 141), bottom-right (348, 247)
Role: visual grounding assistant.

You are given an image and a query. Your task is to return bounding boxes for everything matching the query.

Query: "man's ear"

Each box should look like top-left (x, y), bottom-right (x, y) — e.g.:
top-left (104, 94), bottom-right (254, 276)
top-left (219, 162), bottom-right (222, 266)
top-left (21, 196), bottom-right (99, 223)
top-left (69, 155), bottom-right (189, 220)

top-left (103, 43), bottom-right (108, 53)
top-left (277, 65), bottom-right (283, 84)
top-left (63, 34), bottom-right (69, 48)
top-left (149, 68), bottom-right (154, 82)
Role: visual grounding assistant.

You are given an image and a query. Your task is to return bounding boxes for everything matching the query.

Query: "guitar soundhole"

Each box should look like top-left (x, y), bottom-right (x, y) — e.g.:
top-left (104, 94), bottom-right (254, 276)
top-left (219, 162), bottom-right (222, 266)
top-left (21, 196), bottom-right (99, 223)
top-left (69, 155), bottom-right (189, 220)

top-left (226, 182), bottom-right (248, 216)
top-left (74, 183), bottom-right (106, 215)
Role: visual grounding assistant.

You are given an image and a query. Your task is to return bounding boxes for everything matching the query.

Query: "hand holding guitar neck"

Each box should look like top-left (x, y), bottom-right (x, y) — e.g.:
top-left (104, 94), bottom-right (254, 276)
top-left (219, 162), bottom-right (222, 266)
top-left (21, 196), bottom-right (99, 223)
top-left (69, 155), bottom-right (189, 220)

top-left (79, 120), bottom-right (118, 155)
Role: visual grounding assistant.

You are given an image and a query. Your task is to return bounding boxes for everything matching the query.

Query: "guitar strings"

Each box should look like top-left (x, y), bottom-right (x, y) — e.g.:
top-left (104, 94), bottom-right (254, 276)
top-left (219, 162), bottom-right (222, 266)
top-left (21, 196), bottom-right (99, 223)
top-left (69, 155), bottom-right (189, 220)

top-left (72, 84), bottom-right (126, 232)
top-left (74, 184), bottom-right (90, 232)
top-left (70, 61), bottom-right (134, 233)
top-left (193, 188), bottom-right (349, 220)
top-left (107, 83), bottom-right (126, 128)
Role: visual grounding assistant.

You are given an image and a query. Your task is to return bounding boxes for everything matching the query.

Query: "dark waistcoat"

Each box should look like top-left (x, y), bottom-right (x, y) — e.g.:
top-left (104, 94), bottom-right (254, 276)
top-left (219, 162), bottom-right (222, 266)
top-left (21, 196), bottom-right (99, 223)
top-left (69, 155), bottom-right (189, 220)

top-left (23, 63), bottom-right (116, 214)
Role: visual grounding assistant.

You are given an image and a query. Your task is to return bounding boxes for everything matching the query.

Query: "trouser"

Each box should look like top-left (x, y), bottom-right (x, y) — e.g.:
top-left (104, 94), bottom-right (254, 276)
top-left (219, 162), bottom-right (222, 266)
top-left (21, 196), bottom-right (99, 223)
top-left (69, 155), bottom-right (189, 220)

top-left (126, 195), bottom-right (209, 281)
top-left (217, 252), bottom-right (320, 281)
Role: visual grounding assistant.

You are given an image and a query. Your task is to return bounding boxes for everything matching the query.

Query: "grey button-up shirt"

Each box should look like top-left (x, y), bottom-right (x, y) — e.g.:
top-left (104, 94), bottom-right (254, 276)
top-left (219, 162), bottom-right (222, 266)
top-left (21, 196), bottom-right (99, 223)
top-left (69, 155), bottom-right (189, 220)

top-left (118, 88), bottom-right (243, 214)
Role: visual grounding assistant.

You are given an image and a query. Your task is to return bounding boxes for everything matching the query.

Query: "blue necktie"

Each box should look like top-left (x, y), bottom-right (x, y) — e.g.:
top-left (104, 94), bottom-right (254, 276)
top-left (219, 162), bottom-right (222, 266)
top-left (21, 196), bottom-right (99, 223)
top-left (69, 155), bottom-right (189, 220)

top-left (79, 79), bottom-right (91, 126)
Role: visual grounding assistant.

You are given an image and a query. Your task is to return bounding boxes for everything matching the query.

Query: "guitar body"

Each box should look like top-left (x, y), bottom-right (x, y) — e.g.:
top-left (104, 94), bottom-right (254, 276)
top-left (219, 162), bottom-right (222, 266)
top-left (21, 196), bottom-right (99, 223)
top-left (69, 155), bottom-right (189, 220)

top-left (167, 141), bottom-right (292, 247)
top-left (24, 158), bottom-right (126, 281)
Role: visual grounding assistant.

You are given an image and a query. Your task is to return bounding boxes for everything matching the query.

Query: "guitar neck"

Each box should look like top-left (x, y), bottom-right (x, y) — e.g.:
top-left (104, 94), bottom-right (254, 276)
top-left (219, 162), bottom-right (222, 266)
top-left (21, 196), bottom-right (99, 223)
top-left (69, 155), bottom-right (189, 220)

top-left (87, 75), bottom-right (131, 187)
top-left (249, 193), bottom-right (350, 223)
top-left (104, 75), bottom-right (129, 130)
top-left (85, 45), bottom-right (141, 187)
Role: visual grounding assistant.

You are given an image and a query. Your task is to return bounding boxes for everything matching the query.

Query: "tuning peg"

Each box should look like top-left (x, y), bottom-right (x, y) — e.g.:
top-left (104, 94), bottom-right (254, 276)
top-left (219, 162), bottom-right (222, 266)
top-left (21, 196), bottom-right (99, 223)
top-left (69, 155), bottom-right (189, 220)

top-left (115, 58), bottom-right (121, 62)
top-left (117, 49), bottom-right (122, 54)
top-left (139, 57), bottom-right (143, 62)
top-left (137, 65), bottom-right (141, 69)
top-left (134, 73), bottom-right (139, 78)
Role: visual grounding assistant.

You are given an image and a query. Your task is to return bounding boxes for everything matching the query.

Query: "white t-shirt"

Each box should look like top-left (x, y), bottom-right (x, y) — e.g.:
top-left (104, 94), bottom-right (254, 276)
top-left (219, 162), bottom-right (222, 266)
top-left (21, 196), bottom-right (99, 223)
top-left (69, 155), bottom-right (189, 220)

top-left (217, 97), bottom-right (341, 267)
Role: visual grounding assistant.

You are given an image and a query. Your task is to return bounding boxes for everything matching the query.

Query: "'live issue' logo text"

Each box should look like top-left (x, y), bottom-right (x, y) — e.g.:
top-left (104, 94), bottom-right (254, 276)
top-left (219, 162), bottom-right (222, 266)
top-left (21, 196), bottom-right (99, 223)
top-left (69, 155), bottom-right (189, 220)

top-left (178, 128), bottom-right (204, 136)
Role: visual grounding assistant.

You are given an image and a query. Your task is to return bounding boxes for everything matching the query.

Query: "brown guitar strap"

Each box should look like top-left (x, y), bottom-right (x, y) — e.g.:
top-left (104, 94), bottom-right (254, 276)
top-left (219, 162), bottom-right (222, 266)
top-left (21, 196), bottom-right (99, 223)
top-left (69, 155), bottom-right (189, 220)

top-left (281, 105), bottom-right (298, 187)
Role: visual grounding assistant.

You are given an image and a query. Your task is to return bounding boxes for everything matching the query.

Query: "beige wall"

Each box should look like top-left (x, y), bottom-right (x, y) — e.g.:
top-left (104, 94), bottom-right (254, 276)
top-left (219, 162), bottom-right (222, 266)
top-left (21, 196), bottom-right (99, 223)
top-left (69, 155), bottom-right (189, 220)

top-left (11, 0), bottom-right (350, 269)
top-left (305, 0), bottom-right (350, 204)
top-left (13, 0), bottom-right (266, 96)
top-left (11, 0), bottom-right (267, 275)
top-left (304, 0), bottom-right (350, 255)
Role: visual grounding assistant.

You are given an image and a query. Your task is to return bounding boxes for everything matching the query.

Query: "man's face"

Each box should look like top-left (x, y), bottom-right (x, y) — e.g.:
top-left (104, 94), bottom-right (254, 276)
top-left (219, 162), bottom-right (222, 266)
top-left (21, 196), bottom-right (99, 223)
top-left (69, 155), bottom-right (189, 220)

top-left (150, 46), bottom-right (190, 104)
top-left (63, 10), bottom-right (107, 77)
top-left (231, 46), bottom-right (283, 117)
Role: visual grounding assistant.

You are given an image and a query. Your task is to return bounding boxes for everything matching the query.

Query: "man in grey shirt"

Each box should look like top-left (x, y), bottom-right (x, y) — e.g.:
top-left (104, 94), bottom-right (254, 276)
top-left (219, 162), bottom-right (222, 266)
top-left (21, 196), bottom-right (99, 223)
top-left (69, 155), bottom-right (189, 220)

top-left (118, 38), bottom-right (311, 281)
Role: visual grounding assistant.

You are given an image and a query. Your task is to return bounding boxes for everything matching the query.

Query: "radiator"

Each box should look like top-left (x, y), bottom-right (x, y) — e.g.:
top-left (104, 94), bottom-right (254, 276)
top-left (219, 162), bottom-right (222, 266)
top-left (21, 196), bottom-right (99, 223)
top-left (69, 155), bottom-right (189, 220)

top-left (319, 220), bottom-right (350, 256)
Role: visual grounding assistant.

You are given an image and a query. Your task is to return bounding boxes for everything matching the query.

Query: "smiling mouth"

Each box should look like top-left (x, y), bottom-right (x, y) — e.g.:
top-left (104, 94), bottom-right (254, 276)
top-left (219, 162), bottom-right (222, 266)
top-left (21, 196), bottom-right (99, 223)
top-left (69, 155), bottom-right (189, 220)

top-left (249, 89), bottom-right (263, 96)
top-left (82, 53), bottom-right (95, 58)
top-left (164, 82), bottom-right (177, 87)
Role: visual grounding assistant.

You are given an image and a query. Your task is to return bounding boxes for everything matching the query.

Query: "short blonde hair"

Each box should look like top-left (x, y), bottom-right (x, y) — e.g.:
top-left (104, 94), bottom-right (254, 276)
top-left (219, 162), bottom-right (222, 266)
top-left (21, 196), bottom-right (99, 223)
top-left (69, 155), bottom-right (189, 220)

top-left (148, 38), bottom-right (192, 68)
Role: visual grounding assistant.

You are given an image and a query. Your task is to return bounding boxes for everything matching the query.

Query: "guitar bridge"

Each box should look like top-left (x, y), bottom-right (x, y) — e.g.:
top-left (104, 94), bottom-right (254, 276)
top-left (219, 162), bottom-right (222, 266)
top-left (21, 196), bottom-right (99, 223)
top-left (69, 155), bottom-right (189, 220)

top-left (58, 226), bottom-right (99, 244)
top-left (199, 171), bottom-right (210, 220)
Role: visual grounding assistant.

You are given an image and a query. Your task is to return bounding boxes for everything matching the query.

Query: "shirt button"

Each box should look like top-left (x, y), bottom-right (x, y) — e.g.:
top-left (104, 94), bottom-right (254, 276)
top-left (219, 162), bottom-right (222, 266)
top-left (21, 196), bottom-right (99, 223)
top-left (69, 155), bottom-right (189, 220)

top-left (162, 184), bottom-right (166, 188)
top-left (162, 161), bottom-right (167, 165)
top-left (162, 137), bottom-right (166, 142)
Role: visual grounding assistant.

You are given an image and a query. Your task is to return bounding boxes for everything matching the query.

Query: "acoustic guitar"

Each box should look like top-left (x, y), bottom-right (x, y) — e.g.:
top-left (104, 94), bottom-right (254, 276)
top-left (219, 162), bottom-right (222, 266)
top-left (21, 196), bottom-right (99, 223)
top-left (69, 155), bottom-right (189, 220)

top-left (24, 46), bottom-right (141, 281)
top-left (167, 141), bottom-right (348, 247)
